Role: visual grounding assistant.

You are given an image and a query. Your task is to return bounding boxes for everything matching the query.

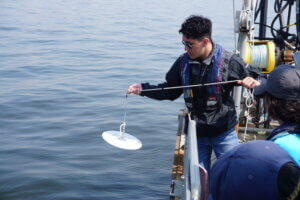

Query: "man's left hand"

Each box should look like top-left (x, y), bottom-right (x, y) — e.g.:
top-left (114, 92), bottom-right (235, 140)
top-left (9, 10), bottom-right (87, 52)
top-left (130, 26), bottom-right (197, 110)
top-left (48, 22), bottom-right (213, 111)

top-left (237, 77), bottom-right (260, 88)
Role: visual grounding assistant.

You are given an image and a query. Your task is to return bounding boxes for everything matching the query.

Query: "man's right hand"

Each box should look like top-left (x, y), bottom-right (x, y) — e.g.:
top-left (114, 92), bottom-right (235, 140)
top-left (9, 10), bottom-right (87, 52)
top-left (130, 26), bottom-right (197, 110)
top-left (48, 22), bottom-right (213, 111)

top-left (127, 83), bottom-right (142, 95)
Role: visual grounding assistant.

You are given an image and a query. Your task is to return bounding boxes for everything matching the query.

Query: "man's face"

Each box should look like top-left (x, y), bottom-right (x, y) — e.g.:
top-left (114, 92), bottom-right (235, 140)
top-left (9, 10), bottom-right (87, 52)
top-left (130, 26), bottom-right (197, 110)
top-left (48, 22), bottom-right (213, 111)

top-left (182, 35), bottom-right (207, 59)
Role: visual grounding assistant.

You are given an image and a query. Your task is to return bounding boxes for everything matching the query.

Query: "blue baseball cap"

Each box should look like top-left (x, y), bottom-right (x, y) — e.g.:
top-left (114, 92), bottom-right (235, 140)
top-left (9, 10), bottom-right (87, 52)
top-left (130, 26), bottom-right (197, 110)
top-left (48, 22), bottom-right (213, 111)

top-left (210, 140), bottom-right (300, 200)
top-left (254, 65), bottom-right (300, 100)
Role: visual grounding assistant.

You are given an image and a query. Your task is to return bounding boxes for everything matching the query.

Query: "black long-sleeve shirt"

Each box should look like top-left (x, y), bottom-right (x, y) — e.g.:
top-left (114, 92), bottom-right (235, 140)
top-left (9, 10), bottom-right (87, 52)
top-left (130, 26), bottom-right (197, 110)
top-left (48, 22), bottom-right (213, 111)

top-left (140, 49), bottom-right (260, 137)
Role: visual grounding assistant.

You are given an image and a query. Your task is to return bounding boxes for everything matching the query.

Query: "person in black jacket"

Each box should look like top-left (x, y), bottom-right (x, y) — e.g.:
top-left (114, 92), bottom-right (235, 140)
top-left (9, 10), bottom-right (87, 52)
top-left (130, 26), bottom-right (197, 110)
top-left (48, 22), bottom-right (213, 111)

top-left (128, 15), bottom-right (260, 173)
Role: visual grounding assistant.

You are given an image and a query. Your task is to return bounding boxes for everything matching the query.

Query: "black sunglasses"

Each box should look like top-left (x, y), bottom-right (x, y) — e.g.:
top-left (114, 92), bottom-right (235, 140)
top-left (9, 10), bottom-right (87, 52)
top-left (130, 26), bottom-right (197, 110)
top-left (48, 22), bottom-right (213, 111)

top-left (182, 41), bottom-right (193, 49)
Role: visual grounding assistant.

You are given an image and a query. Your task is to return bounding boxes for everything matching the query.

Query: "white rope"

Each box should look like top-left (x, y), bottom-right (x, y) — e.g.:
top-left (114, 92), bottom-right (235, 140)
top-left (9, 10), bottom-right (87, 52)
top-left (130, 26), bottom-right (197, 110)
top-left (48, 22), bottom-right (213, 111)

top-left (250, 44), bottom-right (269, 69)
top-left (242, 88), bottom-right (255, 141)
top-left (243, 87), bottom-right (255, 108)
top-left (120, 94), bottom-right (128, 133)
top-left (247, 1), bottom-right (270, 70)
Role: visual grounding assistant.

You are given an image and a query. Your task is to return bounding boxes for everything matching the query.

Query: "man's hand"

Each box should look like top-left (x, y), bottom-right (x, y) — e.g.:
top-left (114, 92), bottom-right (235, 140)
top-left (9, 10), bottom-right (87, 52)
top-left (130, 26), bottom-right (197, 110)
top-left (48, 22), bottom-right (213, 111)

top-left (127, 83), bottom-right (142, 95)
top-left (237, 77), bottom-right (260, 88)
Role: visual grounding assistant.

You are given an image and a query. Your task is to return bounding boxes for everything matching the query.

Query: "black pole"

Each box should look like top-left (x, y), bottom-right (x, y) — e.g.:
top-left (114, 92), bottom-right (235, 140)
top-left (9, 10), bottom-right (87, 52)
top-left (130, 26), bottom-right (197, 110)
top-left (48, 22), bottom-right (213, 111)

top-left (259, 0), bottom-right (269, 40)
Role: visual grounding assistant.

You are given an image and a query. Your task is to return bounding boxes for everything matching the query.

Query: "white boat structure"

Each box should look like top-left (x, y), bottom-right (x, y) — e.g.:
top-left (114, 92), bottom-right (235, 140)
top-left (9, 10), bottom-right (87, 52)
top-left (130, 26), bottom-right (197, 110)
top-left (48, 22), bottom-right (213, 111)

top-left (169, 0), bottom-right (299, 199)
top-left (169, 109), bottom-right (208, 200)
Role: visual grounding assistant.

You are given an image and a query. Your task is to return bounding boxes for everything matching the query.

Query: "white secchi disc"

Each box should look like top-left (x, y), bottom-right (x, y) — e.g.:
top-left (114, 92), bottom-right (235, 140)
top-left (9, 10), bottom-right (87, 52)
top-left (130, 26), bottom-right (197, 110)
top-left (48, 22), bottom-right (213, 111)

top-left (102, 130), bottom-right (142, 150)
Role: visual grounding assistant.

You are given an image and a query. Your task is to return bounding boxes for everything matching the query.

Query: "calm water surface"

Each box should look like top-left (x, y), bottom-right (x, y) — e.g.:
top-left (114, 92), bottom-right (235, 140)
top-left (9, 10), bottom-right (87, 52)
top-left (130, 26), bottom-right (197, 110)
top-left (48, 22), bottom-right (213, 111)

top-left (0, 0), bottom-right (239, 199)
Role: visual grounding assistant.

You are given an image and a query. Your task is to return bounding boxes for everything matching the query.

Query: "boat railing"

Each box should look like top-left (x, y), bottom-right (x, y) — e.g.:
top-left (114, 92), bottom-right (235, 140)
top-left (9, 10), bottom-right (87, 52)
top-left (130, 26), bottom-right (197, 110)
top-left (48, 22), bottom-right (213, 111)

top-left (170, 109), bottom-right (208, 200)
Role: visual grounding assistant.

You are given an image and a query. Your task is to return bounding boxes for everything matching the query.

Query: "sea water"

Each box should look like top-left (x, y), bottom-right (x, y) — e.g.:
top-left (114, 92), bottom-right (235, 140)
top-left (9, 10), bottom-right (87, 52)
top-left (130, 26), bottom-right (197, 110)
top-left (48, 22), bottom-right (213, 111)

top-left (0, 0), bottom-right (240, 199)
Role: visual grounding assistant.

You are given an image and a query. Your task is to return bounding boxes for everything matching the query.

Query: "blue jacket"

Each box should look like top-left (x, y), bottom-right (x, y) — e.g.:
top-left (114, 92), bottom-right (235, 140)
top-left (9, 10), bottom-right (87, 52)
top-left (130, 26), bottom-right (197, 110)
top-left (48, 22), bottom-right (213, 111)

top-left (268, 122), bottom-right (300, 165)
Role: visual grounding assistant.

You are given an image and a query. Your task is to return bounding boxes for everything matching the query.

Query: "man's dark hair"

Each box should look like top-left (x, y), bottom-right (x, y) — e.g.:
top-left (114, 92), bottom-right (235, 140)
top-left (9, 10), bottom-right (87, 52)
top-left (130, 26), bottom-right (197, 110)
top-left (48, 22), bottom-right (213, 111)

top-left (179, 15), bottom-right (212, 40)
top-left (265, 94), bottom-right (300, 123)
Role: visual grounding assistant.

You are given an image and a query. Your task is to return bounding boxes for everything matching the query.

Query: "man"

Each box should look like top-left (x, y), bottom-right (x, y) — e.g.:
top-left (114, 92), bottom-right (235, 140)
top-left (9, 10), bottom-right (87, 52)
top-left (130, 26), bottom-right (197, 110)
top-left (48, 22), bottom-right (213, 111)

top-left (254, 65), bottom-right (300, 165)
top-left (209, 140), bottom-right (300, 200)
top-left (128, 15), bottom-right (260, 172)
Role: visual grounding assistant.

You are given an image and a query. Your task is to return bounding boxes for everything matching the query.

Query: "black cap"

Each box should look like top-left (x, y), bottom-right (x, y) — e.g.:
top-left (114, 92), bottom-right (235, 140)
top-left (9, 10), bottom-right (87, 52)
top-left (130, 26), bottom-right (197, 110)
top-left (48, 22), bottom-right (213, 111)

top-left (254, 65), bottom-right (300, 100)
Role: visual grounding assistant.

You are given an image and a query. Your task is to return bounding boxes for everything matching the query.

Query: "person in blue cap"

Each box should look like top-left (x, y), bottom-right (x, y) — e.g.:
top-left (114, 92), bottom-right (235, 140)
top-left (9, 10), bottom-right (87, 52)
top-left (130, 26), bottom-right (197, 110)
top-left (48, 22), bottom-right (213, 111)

top-left (209, 140), bottom-right (300, 200)
top-left (254, 65), bottom-right (300, 165)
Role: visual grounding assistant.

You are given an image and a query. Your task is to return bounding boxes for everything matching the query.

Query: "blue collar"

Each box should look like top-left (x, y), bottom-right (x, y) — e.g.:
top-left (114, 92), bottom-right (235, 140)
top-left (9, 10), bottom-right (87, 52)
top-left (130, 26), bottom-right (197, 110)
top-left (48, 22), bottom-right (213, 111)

top-left (267, 122), bottom-right (300, 140)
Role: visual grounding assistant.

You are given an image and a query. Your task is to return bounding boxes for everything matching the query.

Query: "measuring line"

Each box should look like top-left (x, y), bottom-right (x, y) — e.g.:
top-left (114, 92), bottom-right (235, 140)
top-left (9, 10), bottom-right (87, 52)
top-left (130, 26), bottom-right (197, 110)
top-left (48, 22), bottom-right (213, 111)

top-left (141, 80), bottom-right (241, 92)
